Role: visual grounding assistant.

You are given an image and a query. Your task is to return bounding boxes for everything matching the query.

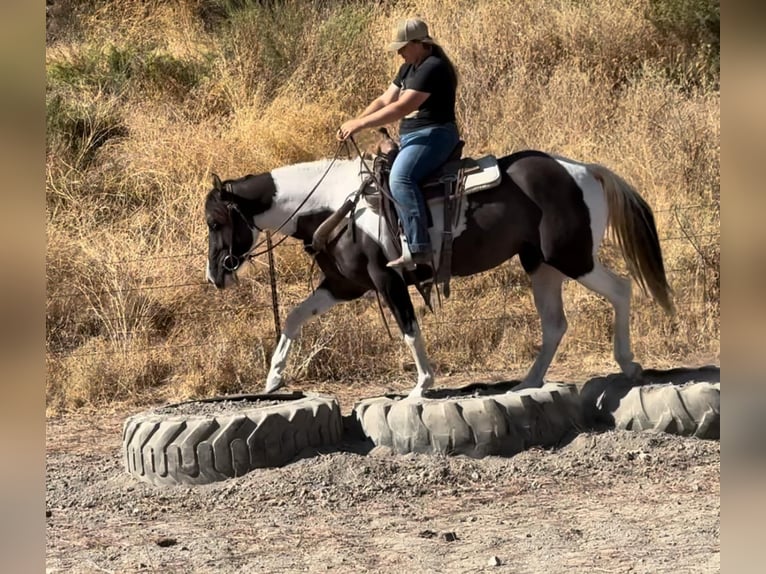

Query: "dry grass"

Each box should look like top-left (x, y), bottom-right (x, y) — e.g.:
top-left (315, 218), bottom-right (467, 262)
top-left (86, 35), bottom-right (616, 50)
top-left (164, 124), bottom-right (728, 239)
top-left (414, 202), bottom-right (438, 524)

top-left (45, 0), bottom-right (719, 413)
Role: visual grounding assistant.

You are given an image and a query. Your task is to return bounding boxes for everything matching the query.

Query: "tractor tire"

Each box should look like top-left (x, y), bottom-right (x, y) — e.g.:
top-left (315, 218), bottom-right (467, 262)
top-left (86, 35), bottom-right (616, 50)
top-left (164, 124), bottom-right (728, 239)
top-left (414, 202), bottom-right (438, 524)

top-left (352, 382), bottom-right (582, 457)
top-left (122, 392), bottom-right (343, 486)
top-left (581, 367), bottom-right (720, 439)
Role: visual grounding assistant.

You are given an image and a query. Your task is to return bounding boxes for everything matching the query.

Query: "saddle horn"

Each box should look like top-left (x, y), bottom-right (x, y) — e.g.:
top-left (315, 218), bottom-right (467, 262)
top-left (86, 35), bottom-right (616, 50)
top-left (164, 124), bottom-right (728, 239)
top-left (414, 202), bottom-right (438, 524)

top-left (376, 127), bottom-right (399, 159)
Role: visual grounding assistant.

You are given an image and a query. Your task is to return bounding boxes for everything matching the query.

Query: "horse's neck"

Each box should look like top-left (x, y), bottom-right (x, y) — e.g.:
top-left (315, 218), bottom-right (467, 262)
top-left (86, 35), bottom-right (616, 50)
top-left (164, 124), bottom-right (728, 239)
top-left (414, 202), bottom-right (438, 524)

top-left (266, 159), bottom-right (362, 233)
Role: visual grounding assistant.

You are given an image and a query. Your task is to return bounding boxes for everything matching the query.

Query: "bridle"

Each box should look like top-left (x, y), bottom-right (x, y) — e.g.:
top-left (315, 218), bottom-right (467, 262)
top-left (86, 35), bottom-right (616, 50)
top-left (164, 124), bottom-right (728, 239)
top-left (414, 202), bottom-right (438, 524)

top-left (221, 196), bottom-right (264, 273)
top-left (215, 134), bottom-right (404, 340)
top-left (217, 139), bottom-right (351, 274)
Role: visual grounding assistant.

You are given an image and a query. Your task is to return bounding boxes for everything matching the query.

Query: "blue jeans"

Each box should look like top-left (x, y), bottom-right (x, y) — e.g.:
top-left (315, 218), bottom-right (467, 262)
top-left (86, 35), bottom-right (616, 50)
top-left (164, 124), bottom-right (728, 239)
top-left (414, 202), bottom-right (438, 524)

top-left (389, 123), bottom-right (460, 254)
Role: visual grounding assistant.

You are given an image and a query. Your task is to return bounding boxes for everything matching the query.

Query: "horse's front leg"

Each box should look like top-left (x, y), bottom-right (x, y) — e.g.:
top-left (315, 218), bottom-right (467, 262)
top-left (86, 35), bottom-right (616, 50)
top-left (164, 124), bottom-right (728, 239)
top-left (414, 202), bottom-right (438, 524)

top-left (369, 263), bottom-right (434, 399)
top-left (265, 283), bottom-right (345, 393)
top-left (403, 321), bottom-right (434, 398)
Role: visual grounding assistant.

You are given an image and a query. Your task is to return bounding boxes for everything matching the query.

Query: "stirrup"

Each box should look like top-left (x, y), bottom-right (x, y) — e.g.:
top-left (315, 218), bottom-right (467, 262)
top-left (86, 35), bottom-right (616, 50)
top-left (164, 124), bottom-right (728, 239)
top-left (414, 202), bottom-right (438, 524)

top-left (387, 252), bottom-right (432, 269)
top-left (387, 235), bottom-right (432, 270)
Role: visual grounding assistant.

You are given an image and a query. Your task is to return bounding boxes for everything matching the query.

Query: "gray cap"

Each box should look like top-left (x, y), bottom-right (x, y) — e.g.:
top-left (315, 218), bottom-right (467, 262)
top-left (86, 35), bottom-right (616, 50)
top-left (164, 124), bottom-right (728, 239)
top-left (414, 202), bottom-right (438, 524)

top-left (386, 18), bottom-right (435, 52)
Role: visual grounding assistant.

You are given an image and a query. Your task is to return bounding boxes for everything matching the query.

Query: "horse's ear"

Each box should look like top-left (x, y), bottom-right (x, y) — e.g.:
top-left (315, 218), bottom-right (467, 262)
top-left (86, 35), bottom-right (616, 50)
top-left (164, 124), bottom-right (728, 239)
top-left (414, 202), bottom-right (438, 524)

top-left (211, 173), bottom-right (238, 204)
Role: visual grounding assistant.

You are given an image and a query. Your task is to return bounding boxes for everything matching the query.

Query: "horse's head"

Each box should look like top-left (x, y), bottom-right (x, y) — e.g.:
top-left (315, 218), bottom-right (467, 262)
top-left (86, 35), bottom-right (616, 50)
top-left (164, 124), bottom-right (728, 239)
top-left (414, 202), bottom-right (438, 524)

top-left (204, 173), bottom-right (261, 289)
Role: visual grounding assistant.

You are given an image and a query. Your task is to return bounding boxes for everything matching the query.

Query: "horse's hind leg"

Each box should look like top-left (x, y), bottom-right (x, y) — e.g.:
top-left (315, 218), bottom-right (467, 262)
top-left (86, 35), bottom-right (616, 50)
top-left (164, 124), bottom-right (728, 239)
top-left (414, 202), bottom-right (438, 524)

top-left (264, 284), bottom-right (345, 393)
top-left (515, 264), bottom-right (567, 390)
top-left (576, 261), bottom-right (641, 378)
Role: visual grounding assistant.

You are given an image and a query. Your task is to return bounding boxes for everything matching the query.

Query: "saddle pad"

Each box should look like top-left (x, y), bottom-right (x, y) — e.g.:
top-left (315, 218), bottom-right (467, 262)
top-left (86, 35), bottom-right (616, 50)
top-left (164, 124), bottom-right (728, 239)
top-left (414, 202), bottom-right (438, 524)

top-left (463, 155), bottom-right (501, 194)
top-left (422, 155), bottom-right (501, 202)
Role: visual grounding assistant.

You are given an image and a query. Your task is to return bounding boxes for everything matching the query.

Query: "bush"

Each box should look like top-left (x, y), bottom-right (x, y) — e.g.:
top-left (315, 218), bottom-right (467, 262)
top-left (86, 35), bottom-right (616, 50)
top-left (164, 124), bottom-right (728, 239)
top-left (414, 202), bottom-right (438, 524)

top-left (47, 44), bottom-right (134, 93)
top-left (45, 90), bottom-right (127, 168)
top-left (47, 339), bottom-right (172, 411)
top-left (646, 0), bottom-right (720, 86)
top-left (136, 51), bottom-right (210, 100)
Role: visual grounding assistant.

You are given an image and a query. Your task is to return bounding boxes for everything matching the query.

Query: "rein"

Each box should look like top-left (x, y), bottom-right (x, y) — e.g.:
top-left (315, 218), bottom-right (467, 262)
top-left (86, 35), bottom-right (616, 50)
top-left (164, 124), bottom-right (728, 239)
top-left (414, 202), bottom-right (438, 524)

top-left (223, 140), bottom-right (349, 269)
top-left (345, 135), bottom-right (401, 245)
top-left (220, 135), bottom-right (405, 343)
top-left (347, 134), bottom-right (400, 208)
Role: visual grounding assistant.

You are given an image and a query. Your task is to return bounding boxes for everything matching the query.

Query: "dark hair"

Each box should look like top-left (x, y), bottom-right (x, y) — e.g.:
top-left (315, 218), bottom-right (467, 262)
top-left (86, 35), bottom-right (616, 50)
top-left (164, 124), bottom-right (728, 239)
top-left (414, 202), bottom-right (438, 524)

top-left (430, 43), bottom-right (458, 87)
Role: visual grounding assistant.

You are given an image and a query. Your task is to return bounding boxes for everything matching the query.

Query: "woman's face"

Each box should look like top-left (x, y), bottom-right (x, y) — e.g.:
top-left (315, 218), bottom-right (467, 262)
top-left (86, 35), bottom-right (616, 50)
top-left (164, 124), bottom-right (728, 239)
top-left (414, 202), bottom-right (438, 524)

top-left (397, 41), bottom-right (429, 64)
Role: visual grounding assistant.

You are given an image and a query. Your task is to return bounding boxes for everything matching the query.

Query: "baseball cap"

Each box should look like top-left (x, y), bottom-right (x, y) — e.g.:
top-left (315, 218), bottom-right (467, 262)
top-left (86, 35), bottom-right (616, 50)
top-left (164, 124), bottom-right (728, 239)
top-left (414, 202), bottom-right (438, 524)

top-left (386, 18), bottom-right (435, 52)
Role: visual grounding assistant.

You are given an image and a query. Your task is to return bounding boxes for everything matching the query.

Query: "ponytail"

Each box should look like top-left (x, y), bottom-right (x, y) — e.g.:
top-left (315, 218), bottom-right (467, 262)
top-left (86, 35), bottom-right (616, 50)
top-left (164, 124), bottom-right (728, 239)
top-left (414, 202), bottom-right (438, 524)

top-left (431, 44), bottom-right (458, 87)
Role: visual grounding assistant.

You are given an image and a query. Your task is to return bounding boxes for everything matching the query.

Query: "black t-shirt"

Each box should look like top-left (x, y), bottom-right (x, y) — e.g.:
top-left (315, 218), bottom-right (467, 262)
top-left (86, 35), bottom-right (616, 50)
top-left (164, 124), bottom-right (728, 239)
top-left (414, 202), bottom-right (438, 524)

top-left (393, 55), bottom-right (456, 135)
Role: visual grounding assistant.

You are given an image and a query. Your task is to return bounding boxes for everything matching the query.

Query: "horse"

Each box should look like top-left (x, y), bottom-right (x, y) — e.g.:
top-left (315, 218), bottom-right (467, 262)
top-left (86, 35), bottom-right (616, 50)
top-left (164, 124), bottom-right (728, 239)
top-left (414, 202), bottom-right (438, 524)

top-left (204, 134), bottom-right (673, 399)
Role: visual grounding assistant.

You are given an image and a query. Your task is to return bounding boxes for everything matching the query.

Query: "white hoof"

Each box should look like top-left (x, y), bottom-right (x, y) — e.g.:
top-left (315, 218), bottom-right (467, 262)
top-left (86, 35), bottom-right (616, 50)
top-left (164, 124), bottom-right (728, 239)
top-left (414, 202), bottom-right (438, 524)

top-left (510, 379), bottom-right (543, 392)
top-left (264, 374), bottom-right (285, 394)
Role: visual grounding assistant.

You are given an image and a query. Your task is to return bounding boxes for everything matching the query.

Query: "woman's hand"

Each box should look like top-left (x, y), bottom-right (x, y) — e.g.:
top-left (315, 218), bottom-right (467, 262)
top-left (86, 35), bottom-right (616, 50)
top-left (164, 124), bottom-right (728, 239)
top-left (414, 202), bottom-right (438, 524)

top-left (337, 118), bottom-right (364, 141)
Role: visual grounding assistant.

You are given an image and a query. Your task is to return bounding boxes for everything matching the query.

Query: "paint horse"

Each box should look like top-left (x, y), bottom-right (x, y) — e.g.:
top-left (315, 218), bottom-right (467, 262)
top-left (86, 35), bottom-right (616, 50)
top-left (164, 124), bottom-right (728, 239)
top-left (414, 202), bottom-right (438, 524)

top-left (205, 136), bottom-right (673, 398)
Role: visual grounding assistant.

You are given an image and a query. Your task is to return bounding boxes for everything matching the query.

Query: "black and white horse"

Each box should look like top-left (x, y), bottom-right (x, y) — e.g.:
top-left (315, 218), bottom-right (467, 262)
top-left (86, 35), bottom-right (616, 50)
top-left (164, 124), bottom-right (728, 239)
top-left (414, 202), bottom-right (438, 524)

top-left (205, 142), bottom-right (672, 398)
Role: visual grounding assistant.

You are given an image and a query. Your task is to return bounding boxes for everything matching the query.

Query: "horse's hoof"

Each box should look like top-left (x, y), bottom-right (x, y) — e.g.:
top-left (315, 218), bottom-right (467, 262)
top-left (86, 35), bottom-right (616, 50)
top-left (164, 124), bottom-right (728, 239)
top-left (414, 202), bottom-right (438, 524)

top-left (509, 380), bottom-right (543, 392)
top-left (406, 389), bottom-right (424, 400)
top-left (264, 376), bottom-right (285, 394)
top-left (623, 361), bottom-right (643, 380)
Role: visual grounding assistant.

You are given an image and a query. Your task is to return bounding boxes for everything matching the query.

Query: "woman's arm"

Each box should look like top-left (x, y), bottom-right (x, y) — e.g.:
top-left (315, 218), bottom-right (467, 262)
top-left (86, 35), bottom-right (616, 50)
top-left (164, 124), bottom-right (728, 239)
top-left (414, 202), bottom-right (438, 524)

top-left (338, 88), bottom-right (429, 140)
top-left (358, 83), bottom-right (401, 118)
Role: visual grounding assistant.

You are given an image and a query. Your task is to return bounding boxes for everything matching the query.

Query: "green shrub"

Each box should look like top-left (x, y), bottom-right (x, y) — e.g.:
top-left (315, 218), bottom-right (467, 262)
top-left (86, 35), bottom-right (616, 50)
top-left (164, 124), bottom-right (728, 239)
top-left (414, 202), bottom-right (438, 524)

top-left (46, 90), bottom-right (127, 167)
top-left (47, 44), bottom-right (134, 93)
top-left (647, 0), bottom-right (719, 85)
top-left (254, 7), bottom-right (312, 84)
top-left (310, 3), bottom-right (378, 91)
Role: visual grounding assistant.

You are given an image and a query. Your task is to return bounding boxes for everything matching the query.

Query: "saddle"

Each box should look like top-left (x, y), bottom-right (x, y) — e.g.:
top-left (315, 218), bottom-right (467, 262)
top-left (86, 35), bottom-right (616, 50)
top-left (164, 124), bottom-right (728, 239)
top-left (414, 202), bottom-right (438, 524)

top-left (362, 130), bottom-right (501, 298)
top-left (311, 129), bottom-right (501, 303)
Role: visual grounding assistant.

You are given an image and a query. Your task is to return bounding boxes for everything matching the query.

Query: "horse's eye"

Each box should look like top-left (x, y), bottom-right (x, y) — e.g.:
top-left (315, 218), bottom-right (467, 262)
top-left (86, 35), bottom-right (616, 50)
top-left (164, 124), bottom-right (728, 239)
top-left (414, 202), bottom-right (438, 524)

top-left (209, 222), bottom-right (220, 231)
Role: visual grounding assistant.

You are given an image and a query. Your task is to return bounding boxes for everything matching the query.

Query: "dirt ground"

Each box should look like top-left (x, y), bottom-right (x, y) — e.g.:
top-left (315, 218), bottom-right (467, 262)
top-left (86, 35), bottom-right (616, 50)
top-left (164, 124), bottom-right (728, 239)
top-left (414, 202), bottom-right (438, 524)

top-left (46, 378), bottom-right (720, 574)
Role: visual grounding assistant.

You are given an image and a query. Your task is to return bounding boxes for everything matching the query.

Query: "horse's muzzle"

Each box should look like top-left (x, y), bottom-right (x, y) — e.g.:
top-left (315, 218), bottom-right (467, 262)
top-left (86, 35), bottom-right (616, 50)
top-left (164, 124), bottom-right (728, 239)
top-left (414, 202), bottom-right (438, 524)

top-left (206, 261), bottom-right (232, 289)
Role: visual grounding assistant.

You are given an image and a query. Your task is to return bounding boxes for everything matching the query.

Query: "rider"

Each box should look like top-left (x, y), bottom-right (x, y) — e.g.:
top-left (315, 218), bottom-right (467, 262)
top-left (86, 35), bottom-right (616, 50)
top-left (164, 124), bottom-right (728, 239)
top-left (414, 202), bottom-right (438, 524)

top-left (337, 17), bottom-right (460, 268)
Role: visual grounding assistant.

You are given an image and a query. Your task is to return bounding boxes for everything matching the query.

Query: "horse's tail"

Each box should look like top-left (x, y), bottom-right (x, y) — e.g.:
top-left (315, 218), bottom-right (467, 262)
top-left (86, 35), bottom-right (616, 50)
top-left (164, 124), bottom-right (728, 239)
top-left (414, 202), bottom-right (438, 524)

top-left (587, 163), bottom-right (674, 314)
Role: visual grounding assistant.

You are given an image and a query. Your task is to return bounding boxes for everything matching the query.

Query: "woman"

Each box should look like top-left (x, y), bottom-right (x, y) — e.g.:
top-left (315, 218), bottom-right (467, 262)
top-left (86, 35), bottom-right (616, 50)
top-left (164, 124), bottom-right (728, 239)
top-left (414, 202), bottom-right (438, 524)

top-left (337, 17), bottom-right (460, 268)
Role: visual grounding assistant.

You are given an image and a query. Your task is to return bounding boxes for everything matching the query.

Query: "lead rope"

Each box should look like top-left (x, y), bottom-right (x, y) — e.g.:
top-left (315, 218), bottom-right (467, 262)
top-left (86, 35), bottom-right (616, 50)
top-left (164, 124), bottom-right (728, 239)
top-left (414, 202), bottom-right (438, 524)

top-left (265, 232), bottom-right (281, 342)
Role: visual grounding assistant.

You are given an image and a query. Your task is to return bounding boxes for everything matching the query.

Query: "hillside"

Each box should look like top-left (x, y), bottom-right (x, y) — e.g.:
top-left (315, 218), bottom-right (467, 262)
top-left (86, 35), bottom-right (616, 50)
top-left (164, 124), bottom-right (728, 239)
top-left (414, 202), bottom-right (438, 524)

top-left (45, 0), bottom-right (720, 413)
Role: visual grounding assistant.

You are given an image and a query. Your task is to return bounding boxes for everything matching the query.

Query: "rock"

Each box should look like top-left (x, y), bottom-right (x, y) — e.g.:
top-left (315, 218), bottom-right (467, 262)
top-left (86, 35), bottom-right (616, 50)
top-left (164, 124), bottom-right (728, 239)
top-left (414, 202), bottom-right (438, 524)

top-left (441, 531), bottom-right (458, 542)
top-left (418, 529), bottom-right (437, 539)
top-left (156, 536), bottom-right (177, 547)
top-left (488, 556), bottom-right (502, 566)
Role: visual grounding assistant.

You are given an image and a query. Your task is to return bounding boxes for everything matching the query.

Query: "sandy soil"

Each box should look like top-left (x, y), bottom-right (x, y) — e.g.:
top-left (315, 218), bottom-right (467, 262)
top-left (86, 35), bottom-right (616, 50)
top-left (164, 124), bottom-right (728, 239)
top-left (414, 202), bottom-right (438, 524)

top-left (46, 378), bottom-right (720, 574)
